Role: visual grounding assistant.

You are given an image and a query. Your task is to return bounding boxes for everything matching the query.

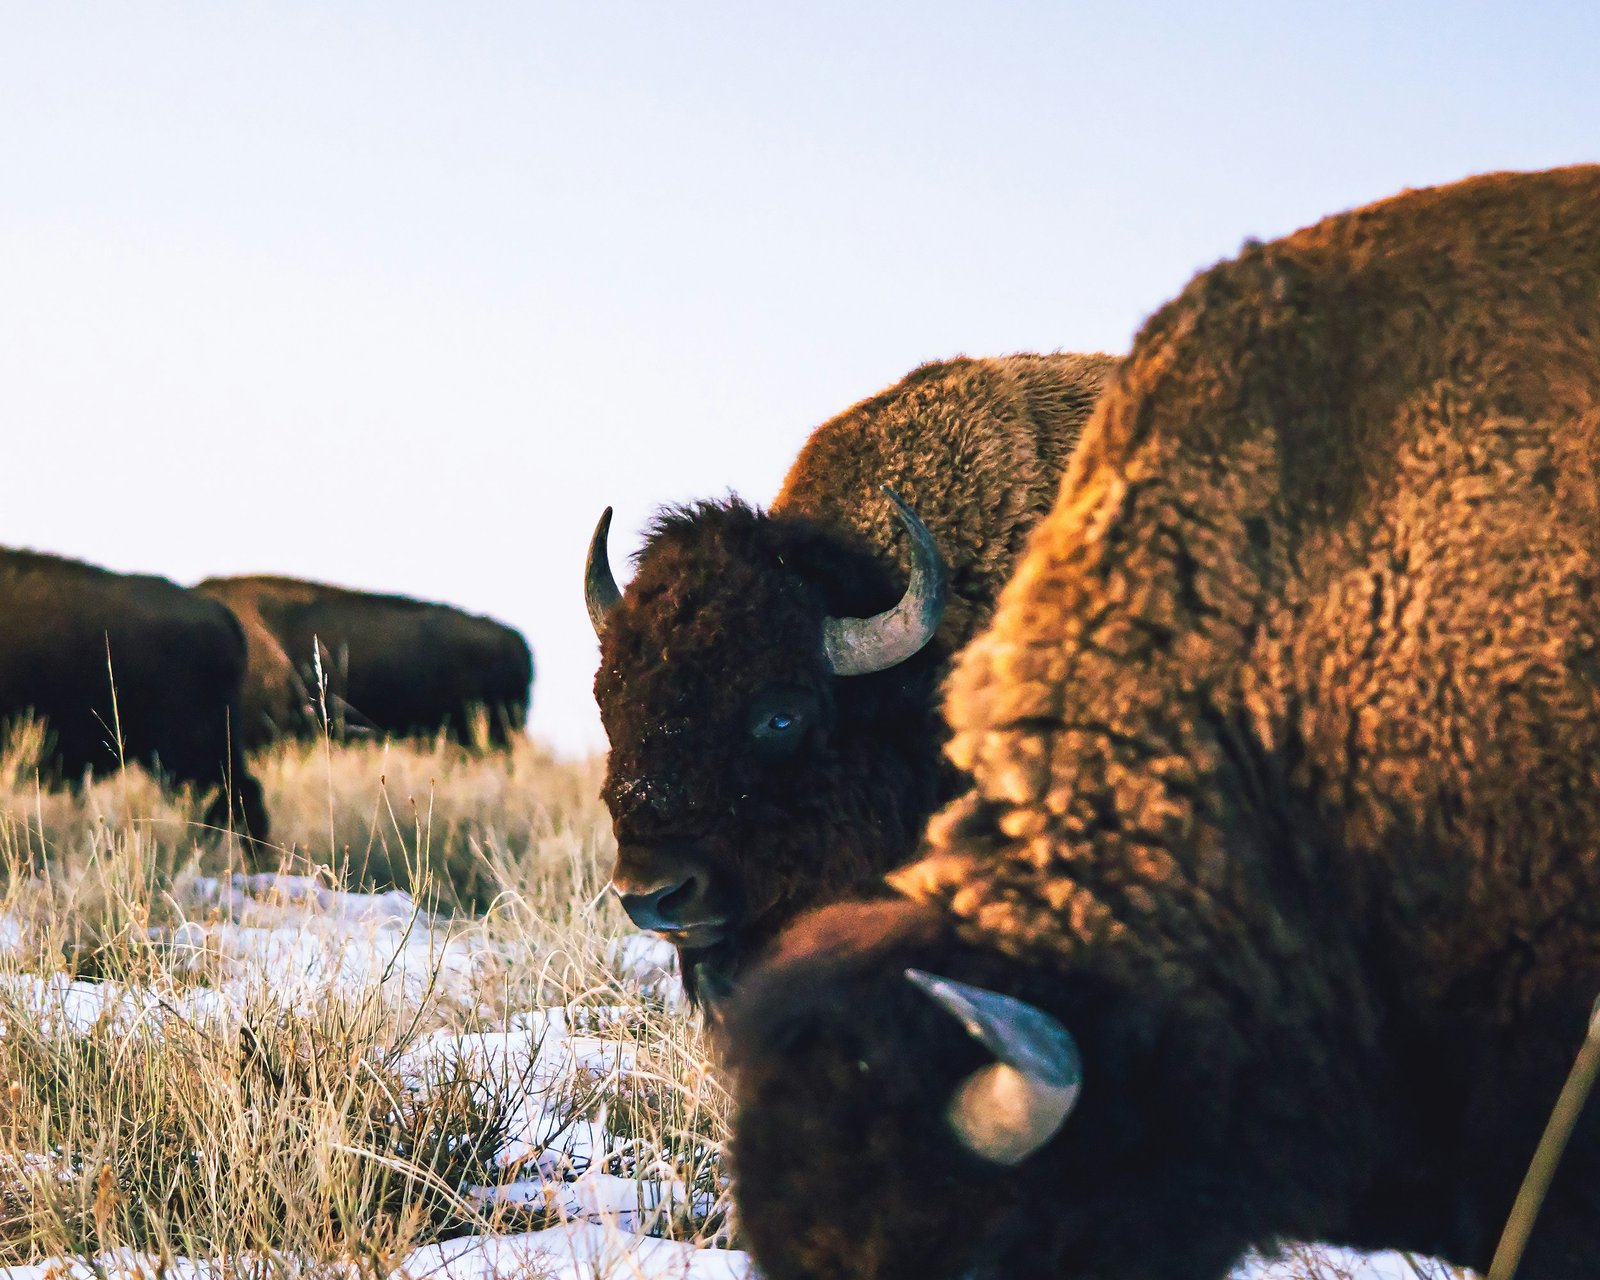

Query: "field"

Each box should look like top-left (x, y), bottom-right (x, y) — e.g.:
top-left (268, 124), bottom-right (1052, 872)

top-left (0, 727), bottom-right (1467, 1279)
top-left (0, 727), bottom-right (740, 1278)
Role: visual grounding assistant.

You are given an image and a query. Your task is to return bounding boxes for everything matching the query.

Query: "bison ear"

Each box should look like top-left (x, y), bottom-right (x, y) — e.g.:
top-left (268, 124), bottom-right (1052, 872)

top-left (585, 507), bottom-right (623, 636)
top-left (821, 487), bottom-right (947, 677)
top-left (906, 967), bottom-right (1082, 1166)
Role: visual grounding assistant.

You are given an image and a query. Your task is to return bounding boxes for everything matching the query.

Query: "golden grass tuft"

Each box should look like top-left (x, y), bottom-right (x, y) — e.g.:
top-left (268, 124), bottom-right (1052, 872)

top-left (0, 727), bottom-right (734, 1275)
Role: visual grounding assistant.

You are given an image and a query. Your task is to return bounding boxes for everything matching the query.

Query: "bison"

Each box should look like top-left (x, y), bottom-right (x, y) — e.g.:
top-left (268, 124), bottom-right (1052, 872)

top-left (192, 576), bottom-right (533, 751)
top-left (0, 549), bottom-right (269, 840)
top-left (727, 165), bottom-right (1600, 1280)
top-left (585, 352), bottom-right (1115, 1000)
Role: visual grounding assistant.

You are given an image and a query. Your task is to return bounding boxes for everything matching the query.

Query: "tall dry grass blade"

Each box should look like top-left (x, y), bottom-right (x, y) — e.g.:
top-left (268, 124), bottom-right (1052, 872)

top-left (1486, 996), bottom-right (1600, 1280)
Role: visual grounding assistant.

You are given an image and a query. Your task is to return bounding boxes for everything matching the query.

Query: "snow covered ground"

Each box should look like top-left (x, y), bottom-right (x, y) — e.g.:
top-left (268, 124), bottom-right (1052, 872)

top-left (0, 874), bottom-right (1458, 1280)
top-left (0, 873), bottom-right (751, 1279)
top-left (0, 1227), bottom-right (748, 1280)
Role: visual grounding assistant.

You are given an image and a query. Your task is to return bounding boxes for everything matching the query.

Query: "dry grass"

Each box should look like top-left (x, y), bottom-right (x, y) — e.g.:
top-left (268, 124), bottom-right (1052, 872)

top-left (0, 726), bottom-right (1482, 1279)
top-left (0, 726), bottom-right (734, 1276)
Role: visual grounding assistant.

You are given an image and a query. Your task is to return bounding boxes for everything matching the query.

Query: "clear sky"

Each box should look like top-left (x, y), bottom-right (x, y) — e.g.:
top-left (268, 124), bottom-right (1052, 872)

top-left (3, 2), bottom-right (1596, 756)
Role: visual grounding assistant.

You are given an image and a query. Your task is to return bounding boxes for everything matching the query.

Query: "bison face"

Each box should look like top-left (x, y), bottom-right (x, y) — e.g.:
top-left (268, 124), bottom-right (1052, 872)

top-left (604, 679), bottom-right (826, 952)
top-left (589, 497), bottom-right (950, 1002)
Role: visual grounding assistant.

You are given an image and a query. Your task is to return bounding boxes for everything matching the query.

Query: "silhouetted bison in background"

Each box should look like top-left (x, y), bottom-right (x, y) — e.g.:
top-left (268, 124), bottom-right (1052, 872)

top-left (587, 353), bottom-right (1115, 1000)
top-left (193, 576), bottom-right (533, 750)
top-left (0, 549), bottom-right (269, 840)
top-left (729, 167), bottom-right (1600, 1280)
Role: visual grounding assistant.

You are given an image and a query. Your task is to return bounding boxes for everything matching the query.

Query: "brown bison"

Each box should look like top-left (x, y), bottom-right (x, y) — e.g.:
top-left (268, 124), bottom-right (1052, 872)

top-left (728, 166), bottom-right (1600, 1280)
top-left (193, 576), bottom-right (533, 751)
top-left (0, 549), bottom-right (269, 840)
top-left (586, 352), bottom-right (1115, 1000)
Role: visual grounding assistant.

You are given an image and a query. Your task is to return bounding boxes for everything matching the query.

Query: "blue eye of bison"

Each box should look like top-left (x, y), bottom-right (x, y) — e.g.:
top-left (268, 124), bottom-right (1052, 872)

top-left (753, 709), bottom-right (802, 740)
top-left (748, 685), bottom-right (819, 756)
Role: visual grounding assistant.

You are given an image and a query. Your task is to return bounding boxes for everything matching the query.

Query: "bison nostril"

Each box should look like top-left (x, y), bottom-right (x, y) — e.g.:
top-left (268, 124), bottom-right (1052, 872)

top-left (616, 870), bottom-right (725, 936)
top-left (653, 875), bottom-right (701, 922)
top-left (617, 876), bottom-right (690, 929)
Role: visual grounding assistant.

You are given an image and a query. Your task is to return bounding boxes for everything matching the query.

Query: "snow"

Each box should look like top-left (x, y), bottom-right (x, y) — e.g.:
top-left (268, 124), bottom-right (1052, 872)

top-left (0, 969), bottom-right (241, 1038)
top-left (399, 1007), bottom-right (634, 1179)
top-left (0, 1239), bottom-right (1451, 1280)
top-left (0, 874), bottom-right (1454, 1280)
top-left (0, 910), bottom-right (23, 957)
top-left (0, 874), bottom-right (482, 1035)
top-left (0, 1226), bottom-right (749, 1280)
top-left (0, 874), bottom-right (749, 1279)
top-left (608, 933), bottom-right (687, 1009)
top-left (401, 1223), bottom-right (752, 1279)
top-left (187, 872), bottom-right (427, 926)
top-left (174, 872), bottom-right (482, 1008)
top-left (1243, 1250), bottom-right (1445, 1279)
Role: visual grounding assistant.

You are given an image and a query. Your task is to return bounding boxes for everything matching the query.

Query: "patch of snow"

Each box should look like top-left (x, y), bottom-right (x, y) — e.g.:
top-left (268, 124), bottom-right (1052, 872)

top-left (1241, 1247), bottom-right (1455, 1278)
top-left (470, 1171), bottom-right (702, 1235)
top-left (0, 972), bottom-right (159, 1037)
top-left (3, 1226), bottom-right (751, 1280)
top-left (0, 1253), bottom-right (224, 1280)
top-left (401, 1007), bottom-right (637, 1178)
top-left (608, 933), bottom-right (686, 1009)
top-left (158, 873), bottom-right (485, 1010)
top-left (0, 910), bottom-right (23, 957)
top-left (165, 915), bottom-right (479, 1009)
top-left (399, 1223), bottom-right (750, 1280)
top-left (0, 880), bottom-right (750, 1280)
top-left (188, 873), bottom-right (426, 927)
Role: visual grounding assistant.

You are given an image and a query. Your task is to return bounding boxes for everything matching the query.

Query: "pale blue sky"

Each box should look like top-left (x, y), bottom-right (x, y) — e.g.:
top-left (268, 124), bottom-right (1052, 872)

top-left (3, 2), bottom-right (1596, 755)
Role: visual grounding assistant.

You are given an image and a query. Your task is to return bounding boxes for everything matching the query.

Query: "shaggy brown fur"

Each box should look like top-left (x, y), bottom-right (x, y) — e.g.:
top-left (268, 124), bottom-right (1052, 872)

top-left (0, 549), bottom-right (269, 842)
top-left (729, 166), bottom-right (1600, 1279)
top-left (594, 353), bottom-right (1115, 1000)
top-left (776, 353), bottom-right (1114, 650)
top-left (194, 576), bottom-right (533, 751)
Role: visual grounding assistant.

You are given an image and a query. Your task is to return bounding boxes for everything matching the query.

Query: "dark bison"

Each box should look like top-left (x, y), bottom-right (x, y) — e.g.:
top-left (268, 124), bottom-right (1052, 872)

top-left (586, 352), bottom-right (1115, 1000)
top-left (728, 166), bottom-right (1600, 1280)
top-left (192, 576), bottom-right (533, 750)
top-left (0, 549), bottom-right (269, 839)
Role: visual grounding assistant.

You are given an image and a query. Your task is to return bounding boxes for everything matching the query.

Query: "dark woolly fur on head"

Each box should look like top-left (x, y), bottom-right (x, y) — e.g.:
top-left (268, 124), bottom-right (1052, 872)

top-left (596, 496), bottom-right (952, 1000)
top-left (635, 498), bottom-right (758, 561)
top-left (729, 166), bottom-right (1600, 1280)
top-left (633, 497), bottom-right (911, 623)
top-left (594, 353), bottom-right (1115, 1001)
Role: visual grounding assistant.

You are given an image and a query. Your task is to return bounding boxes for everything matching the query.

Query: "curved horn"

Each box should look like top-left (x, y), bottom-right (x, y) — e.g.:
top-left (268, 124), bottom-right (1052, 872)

top-left (906, 967), bottom-right (1082, 1166)
top-left (822, 487), bottom-right (947, 677)
top-left (585, 507), bottom-right (623, 636)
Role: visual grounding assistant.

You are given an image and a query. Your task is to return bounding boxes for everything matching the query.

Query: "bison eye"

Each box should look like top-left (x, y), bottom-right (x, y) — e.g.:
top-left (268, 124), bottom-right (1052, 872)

top-left (747, 685), bottom-right (821, 758)
top-left (753, 708), bottom-right (803, 742)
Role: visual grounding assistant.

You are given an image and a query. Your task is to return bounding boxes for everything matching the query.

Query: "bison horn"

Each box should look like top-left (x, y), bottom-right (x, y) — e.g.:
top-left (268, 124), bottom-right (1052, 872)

top-left (905, 967), bottom-right (1082, 1166)
top-left (585, 507), bottom-right (623, 636)
top-left (821, 488), bottom-right (947, 676)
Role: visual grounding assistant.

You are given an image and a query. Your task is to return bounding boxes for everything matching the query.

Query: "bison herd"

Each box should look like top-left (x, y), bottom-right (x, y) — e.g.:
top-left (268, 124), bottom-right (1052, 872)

top-left (0, 552), bottom-right (532, 849)
top-left (8, 164), bottom-right (1597, 1276)
top-left (592, 167), bottom-right (1600, 1278)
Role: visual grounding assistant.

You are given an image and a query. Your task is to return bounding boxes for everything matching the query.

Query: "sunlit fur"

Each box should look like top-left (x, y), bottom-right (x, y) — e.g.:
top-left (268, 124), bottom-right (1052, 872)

top-left (730, 166), bottom-right (1600, 1279)
top-left (595, 354), bottom-right (1114, 1000)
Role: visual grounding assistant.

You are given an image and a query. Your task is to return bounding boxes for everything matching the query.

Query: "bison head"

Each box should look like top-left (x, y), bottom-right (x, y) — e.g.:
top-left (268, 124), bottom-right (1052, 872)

top-left (587, 493), bottom-right (950, 1003)
top-left (725, 898), bottom-right (1275, 1280)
